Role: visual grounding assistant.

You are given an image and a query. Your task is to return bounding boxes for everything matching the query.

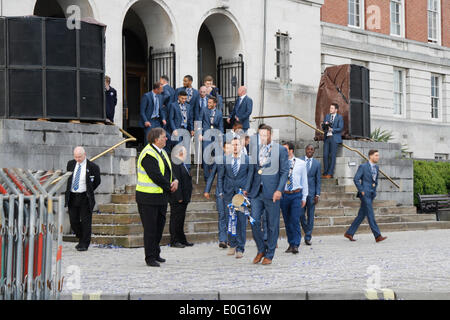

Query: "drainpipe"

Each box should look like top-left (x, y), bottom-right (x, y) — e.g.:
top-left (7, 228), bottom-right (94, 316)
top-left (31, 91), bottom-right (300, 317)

top-left (258, 0), bottom-right (267, 126)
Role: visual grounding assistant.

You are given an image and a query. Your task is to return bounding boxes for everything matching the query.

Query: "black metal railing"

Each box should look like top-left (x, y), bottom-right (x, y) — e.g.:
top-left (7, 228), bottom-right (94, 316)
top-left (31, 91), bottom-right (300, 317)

top-left (217, 54), bottom-right (244, 117)
top-left (149, 44), bottom-right (176, 90)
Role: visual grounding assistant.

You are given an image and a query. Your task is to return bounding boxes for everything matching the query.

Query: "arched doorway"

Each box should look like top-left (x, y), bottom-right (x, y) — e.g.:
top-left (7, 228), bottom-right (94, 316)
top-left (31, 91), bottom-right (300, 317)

top-left (122, 0), bottom-right (175, 145)
top-left (197, 13), bottom-right (244, 117)
top-left (34, 0), bottom-right (95, 18)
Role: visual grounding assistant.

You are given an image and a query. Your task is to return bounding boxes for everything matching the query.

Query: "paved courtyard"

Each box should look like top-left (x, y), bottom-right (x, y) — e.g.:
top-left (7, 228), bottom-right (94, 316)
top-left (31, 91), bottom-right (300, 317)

top-left (59, 229), bottom-right (450, 299)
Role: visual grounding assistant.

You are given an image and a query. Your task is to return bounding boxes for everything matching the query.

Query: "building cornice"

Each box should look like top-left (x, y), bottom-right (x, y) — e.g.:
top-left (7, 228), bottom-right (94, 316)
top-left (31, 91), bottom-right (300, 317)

top-left (287, 0), bottom-right (324, 7)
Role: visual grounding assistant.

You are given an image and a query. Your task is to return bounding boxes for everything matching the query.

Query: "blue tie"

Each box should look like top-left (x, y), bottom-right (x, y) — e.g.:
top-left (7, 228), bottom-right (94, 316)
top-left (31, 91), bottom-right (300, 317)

top-left (287, 160), bottom-right (294, 191)
top-left (73, 164), bottom-right (81, 191)
top-left (371, 165), bottom-right (377, 181)
top-left (306, 158), bottom-right (311, 172)
top-left (232, 158), bottom-right (239, 176)
top-left (152, 94), bottom-right (160, 119)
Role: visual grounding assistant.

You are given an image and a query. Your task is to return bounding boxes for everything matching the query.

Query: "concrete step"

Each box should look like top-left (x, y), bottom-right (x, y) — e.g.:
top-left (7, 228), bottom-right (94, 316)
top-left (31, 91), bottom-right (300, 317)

top-left (92, 224), bottom-right (143, 236)
top-left (92, 213), bottom-right (141, 225)
top-left (111, 194), bottom-right (136, 204)
top-left (63, 220), bottom-right (450, 248)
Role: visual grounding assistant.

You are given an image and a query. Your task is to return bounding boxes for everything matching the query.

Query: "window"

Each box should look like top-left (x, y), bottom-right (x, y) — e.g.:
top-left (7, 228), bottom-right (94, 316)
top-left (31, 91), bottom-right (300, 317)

top-left (428, 0), bottom-right (441, 43)
top-left (393, 69), bottom-right (405, 115)
top-left (275, 32), bottom-right (291, 84)
top-left (348, 0), bottom-right (363, 28)
top-left (435, 153), bottom-right (449, 160)
top-left (390, 0), bottom-right (403, 36)
top-left (431, 75), bottom-right (440, 119)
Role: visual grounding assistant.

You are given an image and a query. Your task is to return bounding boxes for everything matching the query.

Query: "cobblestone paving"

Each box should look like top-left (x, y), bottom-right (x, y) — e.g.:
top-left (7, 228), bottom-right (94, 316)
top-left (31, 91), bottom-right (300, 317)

top-left (60, 229), bottom-right (450, 296)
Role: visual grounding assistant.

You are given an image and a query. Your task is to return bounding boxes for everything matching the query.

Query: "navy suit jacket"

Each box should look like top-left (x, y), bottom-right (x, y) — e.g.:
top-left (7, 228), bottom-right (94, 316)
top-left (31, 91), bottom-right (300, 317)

top-left (245, 136), bottom-right (289, 200)
top-left (168, 101), bottom-right (194, 133)
top-left (229, 96), bottom-right (253, 130)
top-left (204, 153), bottom-right (225, 195)
top-left (218, 154), bottom-right (253, 199)
top-left (161, 85), bottom-right (175, 120)
top-left (139, 91), bottom-right (165, 128)
top-left (354, 162), bottom-right (379, 199)
top-left (324, 113), bottom-right (344, 144)
top-left (199, 107), bottom-right (224, 134)
top-left (302, 157), bottom-right (321, 197)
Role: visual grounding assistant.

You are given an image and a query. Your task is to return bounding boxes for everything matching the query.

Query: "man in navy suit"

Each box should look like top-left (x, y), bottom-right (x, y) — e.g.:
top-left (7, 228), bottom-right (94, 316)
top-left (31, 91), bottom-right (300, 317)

top-left (140, 82), bottom-right (166, 145)
top-left (160, 75), bottom-right (175, 121)
top-left (218, 138), bottom-right (253, 259)
top-left (168, 91), bottom-right (194, 139)
top-left (244, 125), bottom-right (289, 265)
top-left (196, 86), bottom-right (209, 121)
top-left (280, 141), bottom-right (308, 255)
top-left (227, 86), bottom-right (253, 132)
top-left (173, 75), bottom-right (200, 120)
top-left (301, 144), bottom-right (321, 246)
top-left (345, 150), bottom-right (387, 243)
top-left (199, 96), bottom-right (224, 182)
top-left (204, 141), bottom-right (232, 249)
top-left (322, 103), bottom-right (344, 178)
top-left (204, 75), bottom-right (224, 113)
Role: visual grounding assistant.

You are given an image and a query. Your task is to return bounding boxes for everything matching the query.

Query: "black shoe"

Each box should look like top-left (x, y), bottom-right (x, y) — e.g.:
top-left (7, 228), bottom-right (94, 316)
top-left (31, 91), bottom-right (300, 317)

top-left (156, 256), bottom-right (166, 263)
top-left (305, 240), bottom-right (312, 246)
top-left (292, 246), bottom-right (299, 254)
top-left (171, 242), bottom-right (186, 248)
top-left (75, 244), bottom-right (80, 250)
top-left (285, 246), bottom-right (293, 253)
top-left (219, 242), bottom-right (228, 249)
top-left (182, 241), bottom-right (194, 247)
top-left (146, 260), bottom-right (160, 267)
top-left (76, 246), bottom-right (88, 252)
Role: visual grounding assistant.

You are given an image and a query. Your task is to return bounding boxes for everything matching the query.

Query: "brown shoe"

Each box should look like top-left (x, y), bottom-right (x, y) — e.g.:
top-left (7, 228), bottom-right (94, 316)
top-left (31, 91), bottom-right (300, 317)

top-left (344, 233), bottom-right (356, 241)
top-left (261, 258), bottom-right (272, 265)
top-left (253, 253), bottom-right (265, 264)
top-left (285, 246), bottom-right (293, 253)
top-left (375, 235), bottom-right (387, 243)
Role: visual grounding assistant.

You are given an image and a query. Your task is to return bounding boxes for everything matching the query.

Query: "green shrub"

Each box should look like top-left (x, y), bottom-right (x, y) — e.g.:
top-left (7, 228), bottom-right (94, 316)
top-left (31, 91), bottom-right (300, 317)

top-left (413, 160), bottom-right (449, 205)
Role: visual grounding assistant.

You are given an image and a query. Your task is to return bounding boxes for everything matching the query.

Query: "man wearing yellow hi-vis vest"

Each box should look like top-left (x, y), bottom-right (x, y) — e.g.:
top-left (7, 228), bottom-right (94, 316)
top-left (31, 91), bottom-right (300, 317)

top-left (136, 127), bottom-right (178, 267)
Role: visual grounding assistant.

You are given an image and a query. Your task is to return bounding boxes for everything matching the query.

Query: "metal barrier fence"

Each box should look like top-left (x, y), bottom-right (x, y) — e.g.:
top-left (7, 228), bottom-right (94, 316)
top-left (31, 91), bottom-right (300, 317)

top-left (0, 168), bottom-right (71, 300)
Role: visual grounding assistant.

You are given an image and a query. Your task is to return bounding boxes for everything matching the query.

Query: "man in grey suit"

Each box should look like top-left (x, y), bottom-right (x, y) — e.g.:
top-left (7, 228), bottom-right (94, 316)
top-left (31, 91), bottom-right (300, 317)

top-left (301, 144), bottom-right (321, 246)
top-left (244, 125), bottom-right (289, 265)
top-left (218, 138), bottom-right (253, 259)
top-left (345, 150), bottom-right (387, 243)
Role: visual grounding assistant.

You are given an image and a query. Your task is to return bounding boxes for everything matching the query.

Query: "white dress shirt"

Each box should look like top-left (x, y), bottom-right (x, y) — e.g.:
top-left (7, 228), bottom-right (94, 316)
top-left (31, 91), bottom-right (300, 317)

top-left (71, 159), bottom-right (87, 193)
top-left (285, 157), bottom-right (309, 202)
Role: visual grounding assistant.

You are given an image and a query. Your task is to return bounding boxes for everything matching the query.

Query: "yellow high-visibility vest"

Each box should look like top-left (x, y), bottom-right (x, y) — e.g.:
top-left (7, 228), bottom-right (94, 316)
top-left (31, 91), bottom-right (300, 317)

top-left (136, 144), bottom-right (172, 194)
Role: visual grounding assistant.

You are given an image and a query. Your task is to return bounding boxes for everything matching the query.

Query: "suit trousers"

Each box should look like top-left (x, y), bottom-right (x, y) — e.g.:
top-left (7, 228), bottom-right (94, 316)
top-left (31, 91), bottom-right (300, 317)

top-left (346, 194), bottom-right (381, 238)
top-left (138, 203), bottom-right (167, 262)
top-left (280, 192), bottom-right (304, 247)
top-left (250, 192), bottom-right (281, 260)
top-left (144, 119), bottom-right (162, 145)
top-left (169, 202), bottom-right (188, 244)
top-left (68, 192), bottom-right (92, 248)
top-left (323, 137), bottom-right (338, 176)
top-left (300, 195), bottom-right (315, 241)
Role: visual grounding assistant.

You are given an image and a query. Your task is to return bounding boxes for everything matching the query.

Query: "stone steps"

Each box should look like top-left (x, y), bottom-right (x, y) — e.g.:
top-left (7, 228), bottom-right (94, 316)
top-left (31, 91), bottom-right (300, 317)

top-left (63, 220), bottom-right (450, 248)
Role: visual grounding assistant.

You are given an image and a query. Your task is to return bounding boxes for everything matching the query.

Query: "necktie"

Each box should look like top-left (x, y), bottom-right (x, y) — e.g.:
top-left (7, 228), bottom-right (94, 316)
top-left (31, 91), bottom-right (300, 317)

top-left (331, 114), bottom-right (335, 124)
top-left (202, 98), bottom-right (206, 109)
top-left (210, 109), bottom-right (215, 125)
top-left (152, 94), bottom-right (160, 118)
top-left (232, 158), bottom-right (239, 176)
top-left (73, 164), bottom-right (81, 191)
top-left (180, 104), bottom-right (187, 128)
top-left (186, 88), bottom-right (193, 102)
top-left (287, 159), bottom-right (294, 191)
top-left (306, 158), bottom-right (311, 172)
top-left (371, 165), bottom-right (377, 181)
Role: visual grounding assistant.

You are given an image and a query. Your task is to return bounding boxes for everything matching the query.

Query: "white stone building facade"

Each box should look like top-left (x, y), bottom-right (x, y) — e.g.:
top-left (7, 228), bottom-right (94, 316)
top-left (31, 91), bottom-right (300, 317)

top-left (1, 0), bottom-right (449, 159)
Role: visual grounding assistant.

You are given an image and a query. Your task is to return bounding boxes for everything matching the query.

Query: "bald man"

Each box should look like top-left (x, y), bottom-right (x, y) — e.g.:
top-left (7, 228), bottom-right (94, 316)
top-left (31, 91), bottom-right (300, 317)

top-left (65, 146), bottom-right (101, 251)
top-left (227, 86), bottom-right (253, 132)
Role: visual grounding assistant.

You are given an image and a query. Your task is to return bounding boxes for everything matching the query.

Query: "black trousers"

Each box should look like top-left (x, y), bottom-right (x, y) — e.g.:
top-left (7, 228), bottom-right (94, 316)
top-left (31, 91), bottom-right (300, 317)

top-left (68, 192), bottom-right (92, 248)
top-left (169, 202), bottom-right (188, 245)
top-left (138, 203), bottom-right (167, 262)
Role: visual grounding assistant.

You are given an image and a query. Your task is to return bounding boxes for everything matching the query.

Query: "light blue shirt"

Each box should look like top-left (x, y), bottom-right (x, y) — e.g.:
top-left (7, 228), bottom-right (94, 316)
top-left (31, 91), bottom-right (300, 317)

top-left (285, 157), bottom-right (309, 202)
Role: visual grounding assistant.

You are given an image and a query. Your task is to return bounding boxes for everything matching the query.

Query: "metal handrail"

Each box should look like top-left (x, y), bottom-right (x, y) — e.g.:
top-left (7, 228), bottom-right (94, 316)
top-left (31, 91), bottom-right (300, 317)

top-left (51, 125), bottom-right (137, 185)
top-left (253, 114), bottom-right (400, 189)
